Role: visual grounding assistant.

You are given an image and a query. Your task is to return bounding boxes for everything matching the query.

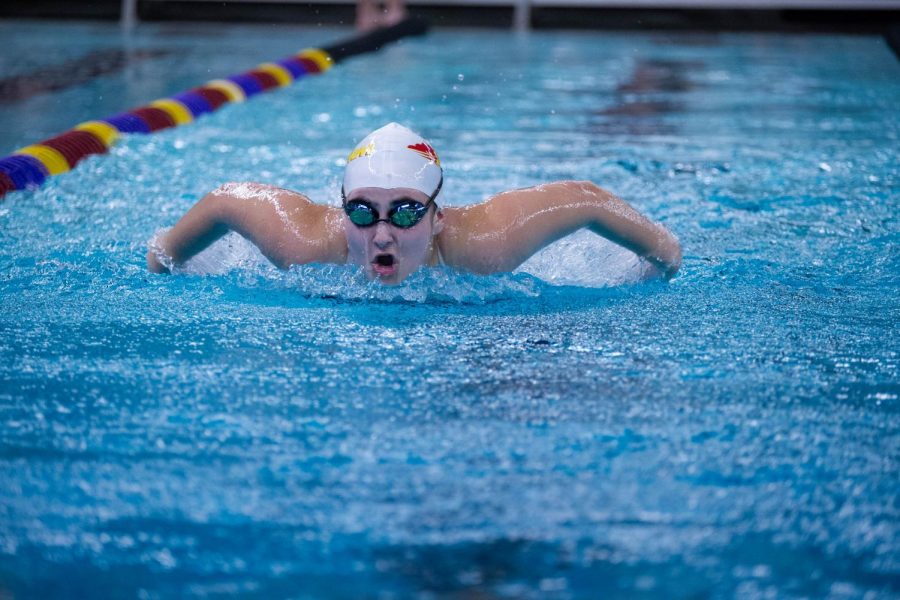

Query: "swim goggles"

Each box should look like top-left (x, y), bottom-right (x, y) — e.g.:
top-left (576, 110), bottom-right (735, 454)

top-left (343, 197), bottom-right (435, 229)
top-left (341, 176), bottom-right (443, 229)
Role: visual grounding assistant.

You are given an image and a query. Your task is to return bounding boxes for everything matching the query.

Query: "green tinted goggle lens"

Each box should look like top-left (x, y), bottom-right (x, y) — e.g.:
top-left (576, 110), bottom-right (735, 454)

top-left (347, 206), bottom-right (377, 226)
top-left (344, 200), bottom-right (429, 229)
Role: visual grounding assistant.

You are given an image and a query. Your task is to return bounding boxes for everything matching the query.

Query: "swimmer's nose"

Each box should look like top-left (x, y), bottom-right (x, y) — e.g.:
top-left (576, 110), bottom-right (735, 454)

top-left (372, 221), bottom-right (394, 249)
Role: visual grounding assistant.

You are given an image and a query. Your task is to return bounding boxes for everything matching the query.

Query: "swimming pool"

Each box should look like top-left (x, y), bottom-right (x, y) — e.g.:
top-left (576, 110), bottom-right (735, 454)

top-left (1, 19), bottom-right (898, 598)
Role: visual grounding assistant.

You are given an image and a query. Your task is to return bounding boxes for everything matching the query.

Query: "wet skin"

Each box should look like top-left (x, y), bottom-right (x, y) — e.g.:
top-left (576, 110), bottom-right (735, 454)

top-left (147, 181), bottom-right (682, 282)
top-left (342, 187), bottom-right (444, 285)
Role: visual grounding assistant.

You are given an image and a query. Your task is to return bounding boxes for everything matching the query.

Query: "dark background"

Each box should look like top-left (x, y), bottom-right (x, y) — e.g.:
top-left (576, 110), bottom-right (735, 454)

top-left (0, 0), bottom-right (898, 33)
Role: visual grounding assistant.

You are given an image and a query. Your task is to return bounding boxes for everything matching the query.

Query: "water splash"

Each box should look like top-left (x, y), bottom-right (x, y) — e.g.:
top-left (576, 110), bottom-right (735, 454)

top-left (158, 228), bottom-right (651, 303)
top-left (281, 264), bottom-right (542, 304)
top-left (516, 229), bottom-right (654, 287)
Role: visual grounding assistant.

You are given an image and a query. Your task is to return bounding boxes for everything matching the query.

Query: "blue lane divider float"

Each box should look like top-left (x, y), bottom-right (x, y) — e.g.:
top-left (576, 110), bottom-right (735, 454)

top-left (0, 17), bottom-right (428, 200)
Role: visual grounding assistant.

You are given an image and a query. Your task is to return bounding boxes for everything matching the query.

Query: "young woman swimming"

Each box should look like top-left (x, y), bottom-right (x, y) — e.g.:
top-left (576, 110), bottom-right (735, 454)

top-left (146, 122), bottom-right (682, 284)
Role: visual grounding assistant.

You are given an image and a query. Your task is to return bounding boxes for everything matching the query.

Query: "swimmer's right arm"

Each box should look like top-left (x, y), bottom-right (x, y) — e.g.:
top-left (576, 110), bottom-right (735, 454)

top-left (146, 182), bottom-right (346, 273)
top-left (146, 187), bottom-right (230, 273)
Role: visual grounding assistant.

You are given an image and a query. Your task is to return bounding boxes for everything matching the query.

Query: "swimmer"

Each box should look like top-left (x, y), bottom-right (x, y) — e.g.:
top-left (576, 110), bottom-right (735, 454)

top-left (146, 122), bottom-right (682, 284)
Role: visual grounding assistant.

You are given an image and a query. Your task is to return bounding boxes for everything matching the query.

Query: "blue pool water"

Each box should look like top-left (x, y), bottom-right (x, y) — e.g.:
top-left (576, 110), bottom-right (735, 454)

top-left (1, 20), bottom-right (898, 598)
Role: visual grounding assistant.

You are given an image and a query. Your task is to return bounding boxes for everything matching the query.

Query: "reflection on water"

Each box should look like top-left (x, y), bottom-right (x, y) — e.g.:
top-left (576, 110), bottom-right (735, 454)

top-left (592, 59), bottom-right (703, 137)
top-left (0, 49), bottom-right (172, 104)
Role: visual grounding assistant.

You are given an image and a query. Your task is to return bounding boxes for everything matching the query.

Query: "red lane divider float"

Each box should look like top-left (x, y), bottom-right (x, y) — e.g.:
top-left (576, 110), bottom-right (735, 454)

top-left (0, 18), bottom-right (430, 200)
top-left (0, 47), bottom-right (333, 199)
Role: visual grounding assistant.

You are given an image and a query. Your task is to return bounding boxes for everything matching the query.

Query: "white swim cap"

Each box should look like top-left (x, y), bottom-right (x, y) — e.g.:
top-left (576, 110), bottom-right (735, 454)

top-left (342, 122), bottom-right (442, 199)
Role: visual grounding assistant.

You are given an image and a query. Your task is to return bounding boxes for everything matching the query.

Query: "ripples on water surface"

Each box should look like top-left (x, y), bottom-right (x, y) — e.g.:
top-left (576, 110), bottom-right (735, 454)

top-left (0, 21), bottom-right (898, 598)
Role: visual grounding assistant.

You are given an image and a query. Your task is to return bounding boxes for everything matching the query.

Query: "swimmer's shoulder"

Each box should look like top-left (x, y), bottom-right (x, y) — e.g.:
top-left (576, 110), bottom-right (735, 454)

top-left (437, 200), bottom-right (510, 274)
top-left (213, 181), bottom-right (311, 209)
top-left (212, 182), bottom-right (346, 264)
top-left (438, 188), bottom-right (563, 273)
top-left (213, 181), bottom-right (341, 220)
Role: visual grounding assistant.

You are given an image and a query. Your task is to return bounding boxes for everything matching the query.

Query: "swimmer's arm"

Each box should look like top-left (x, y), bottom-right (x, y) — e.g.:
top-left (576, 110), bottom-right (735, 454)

top-left (146, 183), bottom-right (345, 273)
top-left (444, 181), bottom-right (681, 278)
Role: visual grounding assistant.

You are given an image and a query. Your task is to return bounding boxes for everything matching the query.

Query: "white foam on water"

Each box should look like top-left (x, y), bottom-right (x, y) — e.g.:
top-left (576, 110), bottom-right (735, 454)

top-left (281, 264), bottom-right (543, 304)
top-left (516, 229), bottom-right (656, 287)
top-left (165, 231), bottom-right (269, 276)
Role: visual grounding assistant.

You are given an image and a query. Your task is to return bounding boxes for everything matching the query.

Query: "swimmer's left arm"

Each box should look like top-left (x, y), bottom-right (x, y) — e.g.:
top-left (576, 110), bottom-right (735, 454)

top-left (146, 182), bottom-right (345, 273)
top-left (444, 181), bottom-right (681, 278)
top-left (583, 182), bottom-right (682, 278)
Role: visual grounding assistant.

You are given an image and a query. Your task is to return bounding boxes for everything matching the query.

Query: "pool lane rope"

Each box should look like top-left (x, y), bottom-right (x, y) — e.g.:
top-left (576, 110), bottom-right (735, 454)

top-left (0, 18), bottom-right (429, 200)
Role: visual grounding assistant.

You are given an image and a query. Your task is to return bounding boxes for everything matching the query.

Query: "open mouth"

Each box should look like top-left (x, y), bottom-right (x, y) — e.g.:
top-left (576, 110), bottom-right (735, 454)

top-left (372, 253), bottom-right (397, 277)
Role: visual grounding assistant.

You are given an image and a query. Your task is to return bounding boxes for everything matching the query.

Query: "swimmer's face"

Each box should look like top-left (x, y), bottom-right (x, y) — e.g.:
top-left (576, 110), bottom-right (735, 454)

top-left (343, 187), bottom-right (444, 285)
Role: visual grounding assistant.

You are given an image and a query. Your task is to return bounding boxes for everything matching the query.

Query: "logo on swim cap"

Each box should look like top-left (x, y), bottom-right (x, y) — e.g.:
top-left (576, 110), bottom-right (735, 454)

top-left (406, 142), bottom-right (440, 166)
top-left (343, 123), bottom-right (442, 198)
top-left (347, 141), bottom-right (375, 163)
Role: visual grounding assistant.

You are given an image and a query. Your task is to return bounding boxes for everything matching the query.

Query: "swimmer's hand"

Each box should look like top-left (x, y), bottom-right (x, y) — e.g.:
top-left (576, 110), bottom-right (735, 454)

top-left (647, 226), bottom-right (682, 280)
top-left (146, 250), bottom-right (170, 274)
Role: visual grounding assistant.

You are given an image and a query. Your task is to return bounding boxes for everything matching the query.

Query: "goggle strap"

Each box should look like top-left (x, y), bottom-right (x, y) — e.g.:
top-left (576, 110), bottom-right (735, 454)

top-left (429, 174), bottom-right (444, 202)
